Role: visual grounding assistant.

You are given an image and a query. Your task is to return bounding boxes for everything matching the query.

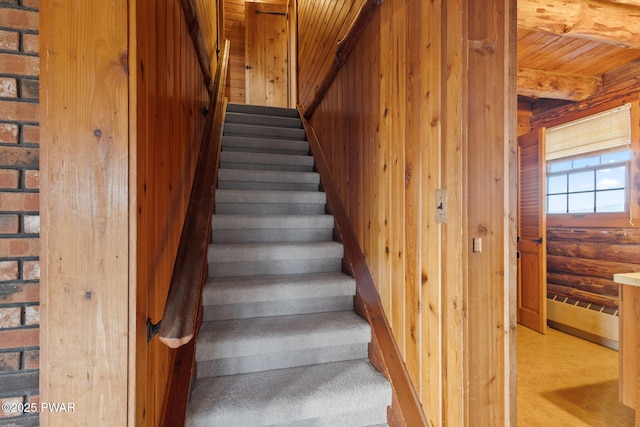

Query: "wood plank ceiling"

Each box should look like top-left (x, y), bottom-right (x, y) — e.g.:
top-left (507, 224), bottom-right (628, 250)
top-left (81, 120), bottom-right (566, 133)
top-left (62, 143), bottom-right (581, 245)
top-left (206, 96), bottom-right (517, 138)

top-left (517, 0), bottom-right (640, 104)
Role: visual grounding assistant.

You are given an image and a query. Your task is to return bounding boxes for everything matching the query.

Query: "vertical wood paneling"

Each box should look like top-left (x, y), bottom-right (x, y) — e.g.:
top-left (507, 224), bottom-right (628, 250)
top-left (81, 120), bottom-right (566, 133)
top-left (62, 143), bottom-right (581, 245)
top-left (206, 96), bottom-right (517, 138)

top-left (224, 0), bottom-right (247, 102)
top-left (134, 0), bottom-right (212, 425)
top-left (421, 1), bottom-right (443, 424)
top-left (40, 1), bottom-right (130, 425)
top-left (300, 0), bottom-right (515, 424)
top-left (224, 0), bottom-right (288, 104)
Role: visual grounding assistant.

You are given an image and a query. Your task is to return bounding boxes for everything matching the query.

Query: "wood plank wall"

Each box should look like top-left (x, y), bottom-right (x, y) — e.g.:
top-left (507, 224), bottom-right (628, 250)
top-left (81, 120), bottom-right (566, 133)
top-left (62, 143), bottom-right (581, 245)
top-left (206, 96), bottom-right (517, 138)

top-left (224, 0), bottom-right (288, 104)
top-left (298, 0), bottom-right (516, 425)
top-left (40, 2), bottom-right (130, 425)
top-left (194, 0), bottom-right (219, 67)
top-left (224, 0), bottom-right (246, 102)
top-left (133, 0), bottom-right (211, 425)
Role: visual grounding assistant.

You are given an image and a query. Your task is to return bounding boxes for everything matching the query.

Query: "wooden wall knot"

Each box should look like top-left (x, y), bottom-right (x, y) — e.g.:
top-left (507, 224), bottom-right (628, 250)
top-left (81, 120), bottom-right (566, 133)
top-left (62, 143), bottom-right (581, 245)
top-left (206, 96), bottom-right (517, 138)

top-left (469, 38), bottom-right (496, 55)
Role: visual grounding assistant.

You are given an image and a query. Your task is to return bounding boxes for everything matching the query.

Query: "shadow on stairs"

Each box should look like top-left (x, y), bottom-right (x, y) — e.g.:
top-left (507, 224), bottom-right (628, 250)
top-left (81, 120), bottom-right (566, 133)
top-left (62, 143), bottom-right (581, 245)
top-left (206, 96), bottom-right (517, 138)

top-left (185, 103), bottom-right (392, 426)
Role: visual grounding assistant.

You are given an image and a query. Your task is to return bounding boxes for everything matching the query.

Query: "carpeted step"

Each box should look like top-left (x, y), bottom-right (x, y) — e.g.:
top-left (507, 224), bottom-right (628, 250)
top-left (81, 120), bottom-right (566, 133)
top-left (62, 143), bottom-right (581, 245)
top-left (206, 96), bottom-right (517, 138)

top-left (186, 359), bottom-right (392, 427)
top-left (202, 272), bottom-right (356, 321)
top-left (195, 310), bottom-right (370, 377)
top-left (211, 214), bottom-right (334, 243)
top-left (215, 189), bottom-right (327, 215)
top-left (225, 111), bottom-right (302, 129)
top-left (224, 123), bottom-right (307, 141)
top-left (208, 241), bottom-right (343, 278)
top-left (220, 151), bottom-right (314, 172)
top-left (217, 169), bottom-right (320, 191)
top-left (222, 135), bottom-right (310, 155)
top-left (226, 103), bottom-right (300, 118)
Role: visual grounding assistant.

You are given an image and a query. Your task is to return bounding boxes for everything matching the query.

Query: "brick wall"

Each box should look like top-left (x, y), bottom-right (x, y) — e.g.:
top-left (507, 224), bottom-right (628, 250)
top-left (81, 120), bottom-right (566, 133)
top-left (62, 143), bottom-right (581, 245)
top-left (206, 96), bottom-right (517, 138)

top-left (0, 0), bottom-right (40, 425)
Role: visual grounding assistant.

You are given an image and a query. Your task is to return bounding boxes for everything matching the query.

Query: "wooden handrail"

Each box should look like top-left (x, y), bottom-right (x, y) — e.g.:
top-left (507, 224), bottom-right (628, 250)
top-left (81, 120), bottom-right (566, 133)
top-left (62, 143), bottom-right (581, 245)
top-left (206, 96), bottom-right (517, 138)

top-left (302, 0), bottom-right (382, 120)
top-left (299, 108), bottom-right (428, 426)
top-left (158, 39), bottom-right (230, 349)
top-left (180, 0), bottom-right (214, 94)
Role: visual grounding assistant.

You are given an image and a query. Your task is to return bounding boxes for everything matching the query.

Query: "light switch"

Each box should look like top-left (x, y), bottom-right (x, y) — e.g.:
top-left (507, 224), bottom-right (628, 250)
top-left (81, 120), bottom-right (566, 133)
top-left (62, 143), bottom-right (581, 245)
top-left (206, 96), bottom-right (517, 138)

top-left (435, 189), bottom-right (447, 224)
top-left (473, 237), bottom-right (482, 253)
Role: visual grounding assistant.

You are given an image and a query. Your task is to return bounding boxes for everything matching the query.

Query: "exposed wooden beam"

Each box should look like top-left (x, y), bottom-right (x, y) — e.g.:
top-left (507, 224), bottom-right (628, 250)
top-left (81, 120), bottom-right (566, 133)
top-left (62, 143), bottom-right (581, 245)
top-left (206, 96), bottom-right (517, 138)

top-left (518, 0), bottom-right (640, 49)
top-left (517, 67), bottom-right (602, 101)
top-left (607, 0), bottom-right (640, 6)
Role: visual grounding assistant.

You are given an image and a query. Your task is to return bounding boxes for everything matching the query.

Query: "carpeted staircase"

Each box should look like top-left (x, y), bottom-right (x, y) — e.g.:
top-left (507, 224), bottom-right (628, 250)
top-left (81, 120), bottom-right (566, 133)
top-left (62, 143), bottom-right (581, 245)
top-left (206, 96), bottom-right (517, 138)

top-left (185, 103), bottom-right (392, 426)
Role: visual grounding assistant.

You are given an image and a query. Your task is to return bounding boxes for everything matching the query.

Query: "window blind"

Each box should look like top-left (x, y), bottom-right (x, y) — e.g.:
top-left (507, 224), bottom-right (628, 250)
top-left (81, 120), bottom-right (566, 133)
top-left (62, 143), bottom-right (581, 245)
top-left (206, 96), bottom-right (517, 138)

top-left (546, 104), bottom-right (631, 161)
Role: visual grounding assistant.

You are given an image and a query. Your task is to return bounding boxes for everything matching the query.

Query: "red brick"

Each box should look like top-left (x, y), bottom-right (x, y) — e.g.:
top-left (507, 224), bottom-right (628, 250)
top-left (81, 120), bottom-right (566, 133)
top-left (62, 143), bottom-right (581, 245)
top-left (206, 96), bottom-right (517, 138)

top-left (24, 305), bottom-right (38, 325)
top-left (0, 261), bottom-right (19, 281)
top-left (26, 394), bottom-right (38, 406)
top-left (0, 306), bottom-right (21, 328)
top-left (22, 33), bottom-right (38, 54)
top-left (22, 260), bottom-right (38, 280)
top-left (0, 351), bottom-right (20, 372)
top-left (0, 328), bottom-right (38, 349)
top-left (22, 125), bottom-right (38, 144)
top-left (0, 396), bottom-right (24, 419)
top-left (0, 77), bottom-right (17, 98)
top-left (0, 53), bottom-right (39, 76)
top-left (24, 350), bottom-right (38, 370)
top-left (0, 30), bottom-right (19, 51)
top-left (22, 0), bottom-right (39, 9)
top-left (24, 170), bottom-right (38, 189)
top-left (0, 238), bottom-right (39, 258)
top-left (0, 146), bottom-right (39, 168)
top-left (23, 215), bottom-right (38, 234)
top-left (0, 192), bottom-right (39, 211)
top-left (0, 283), bottom-right (39, 303)
top-left (0, 214), bottom-right (19, 233)
top-left (0, 100), bottom-right (39, 123)
top-left (0, 9), bottom-right (39, 31)
top-left (0, 123), bottom-right (19, 144)
top-left (0, 170), bottom-right (19, 189)
top-left (20, 79), bottom-right (38, 100)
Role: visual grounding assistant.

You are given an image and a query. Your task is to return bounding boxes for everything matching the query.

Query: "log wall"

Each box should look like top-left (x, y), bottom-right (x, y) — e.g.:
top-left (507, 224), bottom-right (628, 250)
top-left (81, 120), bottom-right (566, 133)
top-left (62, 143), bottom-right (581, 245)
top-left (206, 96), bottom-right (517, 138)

top-left (547, 228), bottom-right (640, 310)
top-left (298, 0), bottom-right (516, 424)
top-left (133, 1), bottom-right (212, 425)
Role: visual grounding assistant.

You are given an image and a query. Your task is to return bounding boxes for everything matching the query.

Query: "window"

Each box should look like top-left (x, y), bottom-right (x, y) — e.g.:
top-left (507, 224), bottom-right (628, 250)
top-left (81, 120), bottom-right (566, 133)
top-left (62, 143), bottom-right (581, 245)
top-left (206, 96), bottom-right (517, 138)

top-left (545, 105), bottom-right (632, 215)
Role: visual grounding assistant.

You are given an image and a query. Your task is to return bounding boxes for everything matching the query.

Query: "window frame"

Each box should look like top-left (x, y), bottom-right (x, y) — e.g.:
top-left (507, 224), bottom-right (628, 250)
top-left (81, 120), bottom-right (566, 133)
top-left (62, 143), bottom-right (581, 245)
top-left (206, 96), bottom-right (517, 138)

top-left (542, 100), bottom-right (640, 228)
top-left (545, 149), bottom-right (631, 216)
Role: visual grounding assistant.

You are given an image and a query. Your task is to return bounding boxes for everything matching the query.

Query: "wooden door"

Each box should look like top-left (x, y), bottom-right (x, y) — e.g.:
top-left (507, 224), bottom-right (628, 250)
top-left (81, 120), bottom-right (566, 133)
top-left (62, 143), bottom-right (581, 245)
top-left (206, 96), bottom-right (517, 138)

top-left (245, 1), bottom-right (288, 107)
top-left (517, 129), bottom-right (547, 334)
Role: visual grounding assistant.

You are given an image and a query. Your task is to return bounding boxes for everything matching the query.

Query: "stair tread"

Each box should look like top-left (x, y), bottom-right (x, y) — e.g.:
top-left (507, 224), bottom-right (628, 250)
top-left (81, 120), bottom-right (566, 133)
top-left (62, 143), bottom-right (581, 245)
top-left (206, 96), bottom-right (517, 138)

top-left (203, 272), bottom-right (355, 305)
top-left (215, 189), bottom-right (326, 204)
top-left (196, 311), bottom-right (370, 361)
top-left (186, 359), bottom-right (391, 427)
top-left (225, 111), bottom-right (302, 129)
top-left (220, 150), bottom-right (314, 166)
top-left (208, 241), bottom-right (343, 263)
top-left (226, 103), bottom-right (299, 118)
top-left (224, 123), bottom-right (306, 141)
top-left (212, 214), bottom-right (334, 230)
top-left (218, 168), bottom-right (320, 184)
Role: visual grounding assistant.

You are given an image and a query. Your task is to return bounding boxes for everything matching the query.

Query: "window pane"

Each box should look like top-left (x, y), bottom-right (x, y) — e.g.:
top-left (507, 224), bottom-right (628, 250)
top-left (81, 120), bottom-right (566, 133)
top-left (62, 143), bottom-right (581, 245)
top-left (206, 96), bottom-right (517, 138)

top-left (568, 192), bottom-right (594, 213)
top-left (602, 150), bottom-right (631, 164)
top-left (547, 175), bottom-right (567, 194)
top-left (573, 155), bottom-right (600, 169)
top-left (547, 194), bottom-right (567, 213)
top-left (569, 171), bottom-right (594, 192)
top-left (596, 166), bottom-right (625, 190)
top-left (596, 189), bottom-right (626, 212)
top-left (548, 160), bottom-right (572, 173)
